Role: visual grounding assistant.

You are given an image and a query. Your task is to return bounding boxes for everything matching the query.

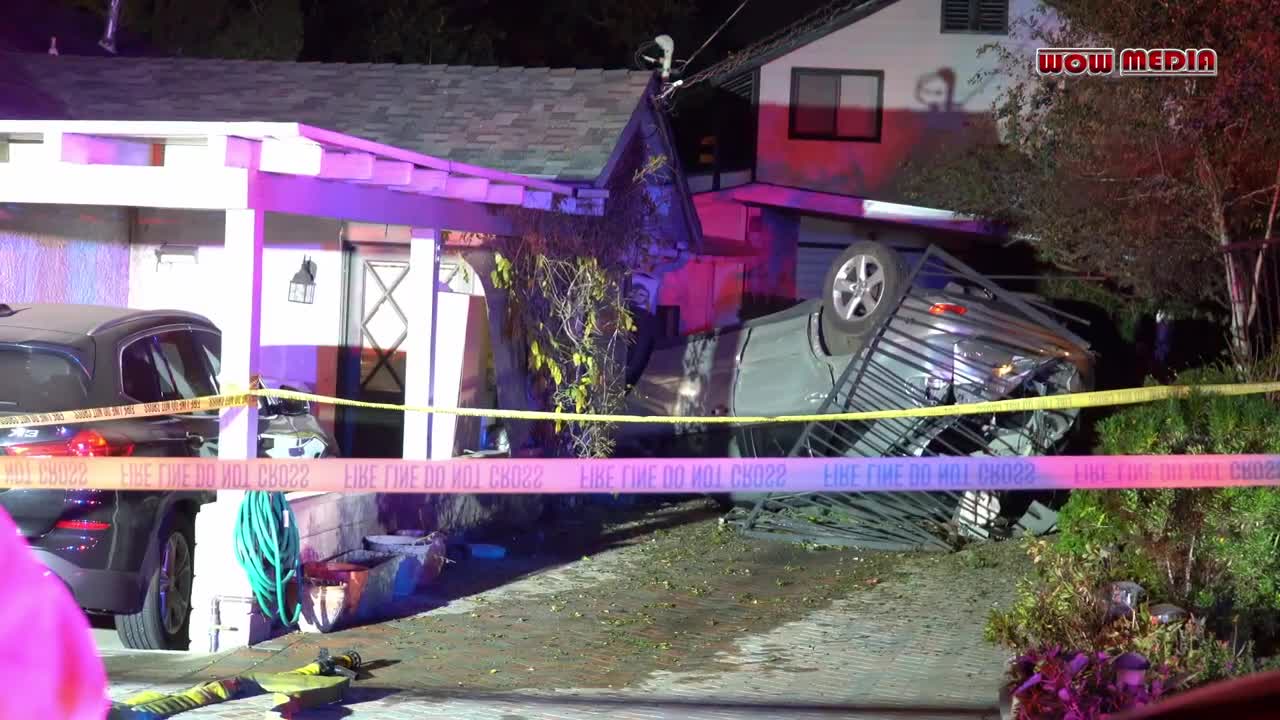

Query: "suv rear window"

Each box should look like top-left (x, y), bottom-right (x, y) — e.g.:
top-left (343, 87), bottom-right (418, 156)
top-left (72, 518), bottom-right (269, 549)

top-left (0, 346), bottom-right (90, 413)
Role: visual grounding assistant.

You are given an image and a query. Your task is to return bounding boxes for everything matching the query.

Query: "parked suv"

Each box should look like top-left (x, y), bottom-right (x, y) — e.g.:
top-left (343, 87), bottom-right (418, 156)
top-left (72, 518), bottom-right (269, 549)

top-left (0, 303), bottom-right (335, 650)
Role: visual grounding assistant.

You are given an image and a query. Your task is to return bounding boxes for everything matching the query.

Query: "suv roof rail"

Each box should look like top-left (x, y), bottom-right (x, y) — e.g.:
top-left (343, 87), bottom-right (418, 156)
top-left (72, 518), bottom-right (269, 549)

top-left (87, 309), bottom-right (212, 336)
top-left (0, 304), bottom-right (14, 318)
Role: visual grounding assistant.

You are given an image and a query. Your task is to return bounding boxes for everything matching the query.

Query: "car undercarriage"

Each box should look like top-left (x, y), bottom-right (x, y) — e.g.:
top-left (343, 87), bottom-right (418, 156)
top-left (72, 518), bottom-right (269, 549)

top-left (618, 242), bottom-right (1095, 550)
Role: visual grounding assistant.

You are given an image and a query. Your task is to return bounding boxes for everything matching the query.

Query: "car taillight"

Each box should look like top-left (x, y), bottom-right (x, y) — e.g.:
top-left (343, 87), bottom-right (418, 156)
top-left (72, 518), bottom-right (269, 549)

top-left (929, 303), bottom-right (968, 316)
top-left (6, 430), bottom-right (133, 457)
top-left (54, 519), bottom-right (111, 531)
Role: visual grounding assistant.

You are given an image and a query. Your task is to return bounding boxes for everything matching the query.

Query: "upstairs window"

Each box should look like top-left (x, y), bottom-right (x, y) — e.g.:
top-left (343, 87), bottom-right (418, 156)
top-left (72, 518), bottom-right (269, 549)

top-left (788, 68), bottom-right (884, 143)
top-left (941, 0), bottom-right (1008, 34)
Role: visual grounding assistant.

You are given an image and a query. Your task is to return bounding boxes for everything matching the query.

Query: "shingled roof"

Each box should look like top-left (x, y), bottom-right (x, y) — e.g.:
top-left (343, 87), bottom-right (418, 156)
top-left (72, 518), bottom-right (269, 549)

top-left (0, 52), bottom-right (656, 181)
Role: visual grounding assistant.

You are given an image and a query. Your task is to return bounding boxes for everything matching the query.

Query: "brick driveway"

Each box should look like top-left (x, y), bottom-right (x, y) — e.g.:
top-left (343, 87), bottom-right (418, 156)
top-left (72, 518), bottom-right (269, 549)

top-left (106, 501), bottom-right (1024, 719)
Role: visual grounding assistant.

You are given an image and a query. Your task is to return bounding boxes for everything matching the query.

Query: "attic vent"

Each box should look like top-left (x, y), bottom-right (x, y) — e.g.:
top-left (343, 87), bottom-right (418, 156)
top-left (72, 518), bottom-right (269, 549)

top-left (941, 0), bottom-right (1008, 34)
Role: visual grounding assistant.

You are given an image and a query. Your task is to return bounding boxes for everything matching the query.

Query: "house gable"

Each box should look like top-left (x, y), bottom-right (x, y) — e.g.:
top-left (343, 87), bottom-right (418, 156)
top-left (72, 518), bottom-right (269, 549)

top-left (750, 0), bottom-right (1041, 201)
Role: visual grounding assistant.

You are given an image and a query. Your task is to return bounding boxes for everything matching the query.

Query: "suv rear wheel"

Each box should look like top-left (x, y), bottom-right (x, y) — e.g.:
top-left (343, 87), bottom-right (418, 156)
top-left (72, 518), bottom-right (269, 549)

top-left (117, 511), bottom-right (195, 650)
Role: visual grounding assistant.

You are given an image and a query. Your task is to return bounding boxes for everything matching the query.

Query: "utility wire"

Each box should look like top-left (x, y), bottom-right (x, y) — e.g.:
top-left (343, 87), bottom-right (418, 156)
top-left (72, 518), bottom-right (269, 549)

top-left (675, 0), bottom-right (751, 73)
top-left (658, 0), bottom-right (883, 106)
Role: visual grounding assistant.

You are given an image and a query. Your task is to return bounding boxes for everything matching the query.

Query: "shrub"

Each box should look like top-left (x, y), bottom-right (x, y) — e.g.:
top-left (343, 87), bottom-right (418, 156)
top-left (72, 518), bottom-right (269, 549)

top-left (985, 538), bottom-right (1115, 652)
top-left (990, 363), bottom-right (1280, 706)
top-left (1055, 367), bottom-right (1280, 620)
top-left (992, 539), bottom-right (1255, 719)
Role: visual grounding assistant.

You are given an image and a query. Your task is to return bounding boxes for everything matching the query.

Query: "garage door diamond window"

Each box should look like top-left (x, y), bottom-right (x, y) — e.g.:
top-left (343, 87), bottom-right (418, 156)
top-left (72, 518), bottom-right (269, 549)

top-left (360, 261), bottom-right (410, 393)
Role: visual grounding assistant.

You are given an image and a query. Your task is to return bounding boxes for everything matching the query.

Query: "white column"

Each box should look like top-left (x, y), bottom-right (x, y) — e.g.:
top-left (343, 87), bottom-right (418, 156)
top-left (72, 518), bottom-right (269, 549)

top-left (218, 207), bottom-right (265, 458)
top-left (403, 228), bottom-right (441, 459)
top-left (189, 207), bottom-right (268, 652)
top-left (431, 293), bottom-right (472, 459)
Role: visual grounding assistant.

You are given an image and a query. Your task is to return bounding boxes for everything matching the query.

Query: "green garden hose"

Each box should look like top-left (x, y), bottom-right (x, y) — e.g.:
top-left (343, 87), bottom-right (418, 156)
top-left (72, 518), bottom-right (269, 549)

top-left (233, 491), bottom-right (301, 627)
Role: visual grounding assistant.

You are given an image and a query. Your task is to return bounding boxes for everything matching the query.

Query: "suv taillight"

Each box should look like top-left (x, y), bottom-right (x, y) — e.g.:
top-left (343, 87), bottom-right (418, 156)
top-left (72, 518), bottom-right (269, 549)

top-left (929, 302), bottom-right (968, 316)
top-left (6, 430), bottom-right (133, 457)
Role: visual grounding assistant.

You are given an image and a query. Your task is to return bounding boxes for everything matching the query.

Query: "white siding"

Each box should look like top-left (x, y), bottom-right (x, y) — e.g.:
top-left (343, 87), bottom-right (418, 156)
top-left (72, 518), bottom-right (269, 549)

top-left (0, 204), bottom-right (131, 306)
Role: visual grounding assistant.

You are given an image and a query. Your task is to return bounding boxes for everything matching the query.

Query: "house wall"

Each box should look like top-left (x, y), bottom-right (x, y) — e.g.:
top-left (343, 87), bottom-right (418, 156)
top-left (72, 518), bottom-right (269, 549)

top-left (755, 0), bottom-right (1042, 200)
top-left (129, 210), bottom-right (542, 566)
top-left (657, 257), bottom-right (746, 334)
top-left (0, 203), bottom-right (131, 305)
top-left (127, 208), bottom-right (344, 435)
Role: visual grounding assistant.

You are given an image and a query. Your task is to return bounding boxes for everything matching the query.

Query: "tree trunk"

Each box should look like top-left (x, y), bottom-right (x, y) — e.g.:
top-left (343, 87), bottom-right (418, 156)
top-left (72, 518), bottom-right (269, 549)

top-left (1216, 206), bottom-right (1252, 363)
top-left (1199, 150), bottom-right (1252, 363)
top-left (1245, 159), bottom-right (1280, 328)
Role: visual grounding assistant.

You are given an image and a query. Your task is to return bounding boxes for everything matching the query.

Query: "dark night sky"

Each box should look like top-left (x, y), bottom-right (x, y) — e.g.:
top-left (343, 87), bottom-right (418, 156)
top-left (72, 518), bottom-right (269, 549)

top-left (5, 0), bottom-right (838, 73)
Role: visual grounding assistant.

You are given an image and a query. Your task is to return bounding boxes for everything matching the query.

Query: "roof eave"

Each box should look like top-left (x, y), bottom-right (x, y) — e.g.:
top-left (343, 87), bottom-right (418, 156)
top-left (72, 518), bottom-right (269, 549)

top-left (706, 0), bottom-right (903, 88)
top-left (591, 72), bottom-right (660, 188)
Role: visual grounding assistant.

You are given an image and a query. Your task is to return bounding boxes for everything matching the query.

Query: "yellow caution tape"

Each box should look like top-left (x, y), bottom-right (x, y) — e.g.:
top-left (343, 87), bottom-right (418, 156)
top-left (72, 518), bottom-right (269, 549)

top-left (248, 381), bottom-right (1280, 426)
top-left (0, 395), bottom-right (253, 429)
top-left (3, 382), bottom-right (1279, 431)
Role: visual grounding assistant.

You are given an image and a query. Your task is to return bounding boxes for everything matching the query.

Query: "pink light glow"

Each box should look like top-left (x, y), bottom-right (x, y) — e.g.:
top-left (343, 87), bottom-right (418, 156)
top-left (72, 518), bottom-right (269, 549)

top-left (0, 455), bottom-right (1276, 494)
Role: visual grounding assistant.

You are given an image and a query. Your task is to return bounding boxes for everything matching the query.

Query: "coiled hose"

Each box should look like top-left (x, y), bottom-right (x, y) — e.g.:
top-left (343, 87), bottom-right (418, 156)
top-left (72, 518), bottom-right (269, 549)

top-left (233, 491), bottom-right (301, 627)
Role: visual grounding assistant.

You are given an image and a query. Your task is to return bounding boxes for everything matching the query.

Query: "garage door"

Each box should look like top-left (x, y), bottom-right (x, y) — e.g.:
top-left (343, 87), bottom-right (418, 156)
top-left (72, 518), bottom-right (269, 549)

top-left (798, 243), bottom-right (947, 300)
top-left (796, 242), bottom-right (845, 300)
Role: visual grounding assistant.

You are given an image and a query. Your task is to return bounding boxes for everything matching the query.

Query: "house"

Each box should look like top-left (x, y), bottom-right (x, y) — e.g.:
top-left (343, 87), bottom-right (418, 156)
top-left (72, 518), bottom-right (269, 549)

top-left (661, 0), bottom-right (1040, 332)
top-left (0, 49), bottom-right (696, 649)
top-left (0, 50), bottom-right (697, 450)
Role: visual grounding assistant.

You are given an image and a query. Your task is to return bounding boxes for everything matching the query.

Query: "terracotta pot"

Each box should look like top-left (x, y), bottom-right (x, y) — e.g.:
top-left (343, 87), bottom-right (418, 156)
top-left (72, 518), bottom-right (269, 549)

top-left (303, 561), bottom-right (368, 613)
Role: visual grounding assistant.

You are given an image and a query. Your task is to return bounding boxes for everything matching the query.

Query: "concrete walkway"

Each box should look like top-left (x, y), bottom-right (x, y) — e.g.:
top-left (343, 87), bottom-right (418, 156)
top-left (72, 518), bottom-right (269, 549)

top-left (106, 504), bottom-right (1022, 719)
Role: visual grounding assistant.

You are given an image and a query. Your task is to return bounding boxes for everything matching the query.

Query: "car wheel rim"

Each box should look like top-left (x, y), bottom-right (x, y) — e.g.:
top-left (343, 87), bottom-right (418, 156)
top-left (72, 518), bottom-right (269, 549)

top-left (159, 531), bottom-right (192, 636)
top-left (832, 254), bottom-right (886, 321)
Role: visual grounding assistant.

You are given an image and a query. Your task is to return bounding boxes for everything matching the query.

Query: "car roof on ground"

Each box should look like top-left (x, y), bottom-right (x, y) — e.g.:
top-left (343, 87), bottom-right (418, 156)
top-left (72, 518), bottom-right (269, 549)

top-left (0, 303), bottom-right (213, 336)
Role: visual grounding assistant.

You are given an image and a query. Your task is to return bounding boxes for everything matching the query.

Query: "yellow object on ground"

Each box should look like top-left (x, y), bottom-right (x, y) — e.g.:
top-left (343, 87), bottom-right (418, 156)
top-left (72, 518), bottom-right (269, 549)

top-left (107, 650), bottom-right (361, 719)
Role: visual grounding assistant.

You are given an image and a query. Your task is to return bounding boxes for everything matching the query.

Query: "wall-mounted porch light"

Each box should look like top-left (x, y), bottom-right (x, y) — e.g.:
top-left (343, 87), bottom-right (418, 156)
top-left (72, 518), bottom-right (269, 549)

top-left (289, 257), bottom-right (317, 305)
top-left (155, 243), bottom-right (198, 269)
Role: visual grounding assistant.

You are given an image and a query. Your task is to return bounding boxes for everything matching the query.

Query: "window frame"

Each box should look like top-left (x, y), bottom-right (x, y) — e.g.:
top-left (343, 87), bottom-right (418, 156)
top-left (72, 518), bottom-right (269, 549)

top-left (117, 325), bottom-right (220, 413)
top-left (190, 328), bottom-right (222, 394)
top-left (787, 67), bottom-right (885, 143)
top-left (939, 0), bottom-right (1009, 35)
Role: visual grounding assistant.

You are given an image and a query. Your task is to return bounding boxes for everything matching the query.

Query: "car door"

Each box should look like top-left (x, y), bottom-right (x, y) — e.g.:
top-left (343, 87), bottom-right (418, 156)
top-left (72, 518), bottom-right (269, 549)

top-left (119, 329), bottom-right (222, 456)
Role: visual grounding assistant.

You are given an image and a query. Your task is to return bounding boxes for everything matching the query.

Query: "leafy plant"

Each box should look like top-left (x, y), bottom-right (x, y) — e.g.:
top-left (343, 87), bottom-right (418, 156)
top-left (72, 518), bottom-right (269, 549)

top-left (991, 539), bottom-right (1256, 716)
top-left (985, 538), bottom-right (1114, 652)
top-left (1131, 614), bottom-right (1256, 688)
top-left (488, 150), bottom-right (675, 458)
top-left (1006, 646), bottom-right (1170, 719)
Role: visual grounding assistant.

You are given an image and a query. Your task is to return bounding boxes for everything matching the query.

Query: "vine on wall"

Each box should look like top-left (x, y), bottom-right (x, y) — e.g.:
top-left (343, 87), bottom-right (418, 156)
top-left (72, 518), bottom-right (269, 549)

top-left (490, 151), bottom-right (674, 458)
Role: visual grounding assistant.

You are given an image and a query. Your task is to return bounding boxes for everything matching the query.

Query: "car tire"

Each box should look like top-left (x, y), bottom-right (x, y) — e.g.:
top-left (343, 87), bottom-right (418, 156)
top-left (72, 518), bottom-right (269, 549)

top-left (117, 511), bottom-right (195, 651)
top-left (820, 241), bottom-right (906, 356)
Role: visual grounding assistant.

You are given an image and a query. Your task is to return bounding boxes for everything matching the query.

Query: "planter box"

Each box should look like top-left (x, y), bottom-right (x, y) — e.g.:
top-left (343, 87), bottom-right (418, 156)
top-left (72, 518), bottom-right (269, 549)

top-left (363, 533), bottom-right (448, 592)
top-left (330, 550), bottom-right (402, 622)
top-left (297, 581), bottom-right (348, 634)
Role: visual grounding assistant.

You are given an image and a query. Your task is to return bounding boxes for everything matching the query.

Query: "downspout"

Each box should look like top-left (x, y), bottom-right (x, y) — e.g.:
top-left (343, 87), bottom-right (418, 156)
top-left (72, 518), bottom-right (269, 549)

top-left (98, 0), bottom-right (123, 54)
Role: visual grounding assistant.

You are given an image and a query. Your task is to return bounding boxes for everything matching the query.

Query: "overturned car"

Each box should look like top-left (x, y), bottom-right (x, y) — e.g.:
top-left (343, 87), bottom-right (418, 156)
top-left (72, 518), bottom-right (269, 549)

top-left (617, 241), bottom-right (1095, 550)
